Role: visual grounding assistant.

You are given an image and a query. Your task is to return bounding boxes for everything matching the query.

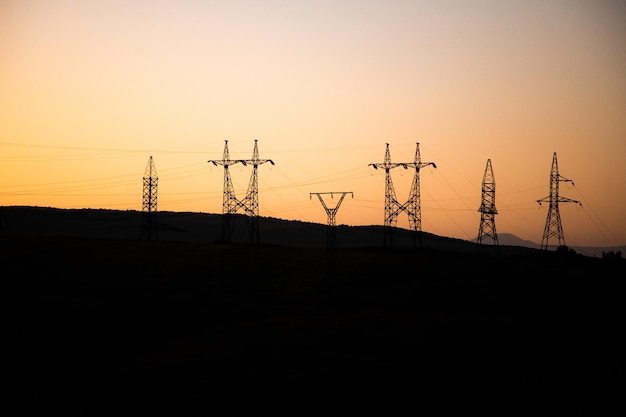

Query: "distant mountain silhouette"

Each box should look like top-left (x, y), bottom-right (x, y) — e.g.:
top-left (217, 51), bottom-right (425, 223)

top-left (1, 205), bottom-right (621, 257)
top-left (490, 232), bottom-right (541, 249)
top-left (474, 231), bottom-right (624, 258)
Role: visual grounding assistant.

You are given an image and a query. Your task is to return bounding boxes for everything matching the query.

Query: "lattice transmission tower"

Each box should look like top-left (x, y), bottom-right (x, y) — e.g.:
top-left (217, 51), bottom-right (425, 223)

top-left (369, 143), bottom-right (436, 248)
top-left (476, 158), bottom-right (499, 254)
top-left (311, 191), bottom-right (353, 281)
top-left (208, 140), bottom-right (274, 244)
top-left (536, 152), bottom-right (581, 250)
top-left (140, 156), bottom-right (158, 241)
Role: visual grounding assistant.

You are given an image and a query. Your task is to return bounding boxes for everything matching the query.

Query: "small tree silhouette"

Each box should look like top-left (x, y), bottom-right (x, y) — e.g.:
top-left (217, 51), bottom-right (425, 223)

top-left (602, 250), bottom-right (622, 260)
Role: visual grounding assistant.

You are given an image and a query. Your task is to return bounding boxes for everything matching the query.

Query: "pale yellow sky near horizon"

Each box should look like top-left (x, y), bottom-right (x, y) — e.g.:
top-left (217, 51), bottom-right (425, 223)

top-left (1, 0), bottom-right (625, 248)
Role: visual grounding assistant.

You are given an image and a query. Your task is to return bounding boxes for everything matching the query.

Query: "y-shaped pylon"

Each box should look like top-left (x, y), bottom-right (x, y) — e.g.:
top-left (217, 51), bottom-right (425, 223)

top-left (310, 192), bottom-right (353, 252)
top-left (311, 191), bottom-right (353, 281)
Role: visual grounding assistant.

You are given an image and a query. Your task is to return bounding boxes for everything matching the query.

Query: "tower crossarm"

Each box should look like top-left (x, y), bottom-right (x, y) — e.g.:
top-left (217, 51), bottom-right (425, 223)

top-left (238, 139), bottom-right (275, 167)
top-left (310, 192), bottom-right (353, 214)
top-left (208, 159), bottom-right (241, 167)
top-left (239, 159), bottom-right (275, 167)
top-left (404, 161), bottom-right (437, 170)
top-left (368, 143), bottom-right (409, 171)
top-left (560, 196), bottom-right (582, 206)
top-left (207, 140), bottom-right (242, 167)
top-left (368, 142), bottom-right (436, 173)
top-left (407, 141), bottom-right (437, 171)
top-left (368, 162), bottom-right (406, 171)
top-left (537, 195), bottom-right (582, 206)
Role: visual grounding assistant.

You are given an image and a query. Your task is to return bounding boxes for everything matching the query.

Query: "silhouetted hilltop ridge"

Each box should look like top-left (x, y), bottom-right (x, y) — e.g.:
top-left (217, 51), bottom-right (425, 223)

top-left (1, 205), bottom-right (622, 257)
top-left (1, 206), bottom-right (624, 416)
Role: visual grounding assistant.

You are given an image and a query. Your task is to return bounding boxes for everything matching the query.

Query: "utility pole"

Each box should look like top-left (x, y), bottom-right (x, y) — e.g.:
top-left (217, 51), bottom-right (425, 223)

top-left (140, 156), bottom-right (158, 241)
top-left (476, 159), bottom-right (499, 254)
top-left (311, 191), bottom-right (353, 282)
top-left (537, 152), bottom-right (581, 250)
top-left (369, 142), bottom-right (436, 248)
top-left (208, 140), bottom-right (274, 244)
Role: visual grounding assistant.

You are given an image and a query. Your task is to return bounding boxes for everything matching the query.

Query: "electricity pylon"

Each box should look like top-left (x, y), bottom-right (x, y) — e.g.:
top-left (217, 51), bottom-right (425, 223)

top-left (369, 142), bottom-right (436, 248)
top-left (208, 140), bottom-right (274, 244)
top-left (208, 140), bottom-right (240, 242)
top-left (140, 156), bottom-right (158, 241)
top-left (476, 158), bottom-right (499, 254)
top-left (537, 152), bottom-right (581, 250)
top-left (311, 191), bottom-right (353, 281)
top-left (239, 140), bottom-right (275, 244)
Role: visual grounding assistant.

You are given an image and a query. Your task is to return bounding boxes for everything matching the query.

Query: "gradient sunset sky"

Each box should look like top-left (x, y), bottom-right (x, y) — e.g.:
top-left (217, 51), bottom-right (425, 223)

top-left (1, 0), bottom-right (625, 248)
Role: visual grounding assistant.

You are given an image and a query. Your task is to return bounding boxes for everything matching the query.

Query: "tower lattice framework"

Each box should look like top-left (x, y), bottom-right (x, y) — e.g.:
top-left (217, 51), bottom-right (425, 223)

top-left (369, 142), bottom-right (436, 248)
top-left (476, 158), bottom-right (499, 253)
top-left (311, 191), bottom-right (353, 281)
top-left (140, 156), bottom-right (158, 241)
top-left (208, 140), bottom-right (274, 244)
top-left (537, 152), bottom-right (581, 250)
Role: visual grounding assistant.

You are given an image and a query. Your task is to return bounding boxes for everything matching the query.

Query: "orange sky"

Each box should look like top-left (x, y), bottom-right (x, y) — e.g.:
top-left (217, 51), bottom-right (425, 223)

top-left (1, 0), bottom-right (625, 248)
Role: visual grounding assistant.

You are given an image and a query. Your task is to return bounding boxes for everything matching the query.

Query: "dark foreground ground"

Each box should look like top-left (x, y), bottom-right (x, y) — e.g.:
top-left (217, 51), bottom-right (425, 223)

top-left (1, 235), bottom-right (625, 416)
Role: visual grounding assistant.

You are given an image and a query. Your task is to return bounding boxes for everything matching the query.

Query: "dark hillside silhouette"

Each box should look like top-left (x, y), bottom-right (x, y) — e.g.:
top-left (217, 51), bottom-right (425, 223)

top-left (0, 206), bottom-right (544, 254)
top-left (2, 205), bottom-right (622, 257)
top-left (1, 206), bottom-right (625, 415)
